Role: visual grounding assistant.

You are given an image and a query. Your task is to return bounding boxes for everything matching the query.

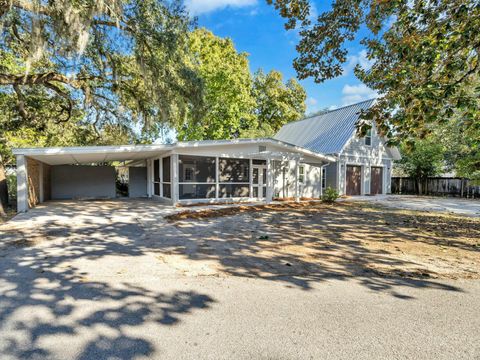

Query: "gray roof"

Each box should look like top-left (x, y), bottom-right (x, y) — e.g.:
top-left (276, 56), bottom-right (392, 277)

top-left (274, 99), bottom-right (375, 155)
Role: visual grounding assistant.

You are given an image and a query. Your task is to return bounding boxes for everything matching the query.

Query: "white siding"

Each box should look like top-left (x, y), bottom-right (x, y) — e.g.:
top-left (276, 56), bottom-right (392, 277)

top-left (273, 161), bottom-right (323, 199)
top-left (323, 162), bottom-right (337, 189)
top-left (337, 127), bottom-right (393, 195)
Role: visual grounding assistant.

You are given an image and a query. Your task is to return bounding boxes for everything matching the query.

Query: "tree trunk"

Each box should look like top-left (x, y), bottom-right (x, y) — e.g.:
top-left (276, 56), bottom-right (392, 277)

top-left (0, 157), bottom-right (8, 217)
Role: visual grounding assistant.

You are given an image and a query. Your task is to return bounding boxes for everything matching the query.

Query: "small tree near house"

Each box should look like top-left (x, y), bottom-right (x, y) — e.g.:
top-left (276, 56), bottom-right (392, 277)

top-left (395, 140), bottom-right (444, 195)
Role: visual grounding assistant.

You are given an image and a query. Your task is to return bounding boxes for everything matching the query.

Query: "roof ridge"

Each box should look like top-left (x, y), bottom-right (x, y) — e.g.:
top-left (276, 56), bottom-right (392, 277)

top-left (302, 98), bottom-right (375, 122)
top-left (279, 98), bottom-right (375, 128)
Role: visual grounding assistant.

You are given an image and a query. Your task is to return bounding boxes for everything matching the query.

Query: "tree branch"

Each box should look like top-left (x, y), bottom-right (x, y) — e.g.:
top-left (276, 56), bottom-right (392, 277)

top-left (12, 83), bottom-right (31, 122)
top-left (43, 82), bottom-right (74, 123)
top-left (0, 72), bottom-right (101, 87)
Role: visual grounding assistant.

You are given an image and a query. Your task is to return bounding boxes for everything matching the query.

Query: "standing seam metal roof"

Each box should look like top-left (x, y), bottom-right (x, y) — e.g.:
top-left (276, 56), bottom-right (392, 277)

top-left (274, 99), bottom-right (375, 155)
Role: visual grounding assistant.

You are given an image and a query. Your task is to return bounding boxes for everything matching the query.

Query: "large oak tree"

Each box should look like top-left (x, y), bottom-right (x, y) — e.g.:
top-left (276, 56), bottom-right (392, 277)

top-left (0, 0), bottom-right (204, 215)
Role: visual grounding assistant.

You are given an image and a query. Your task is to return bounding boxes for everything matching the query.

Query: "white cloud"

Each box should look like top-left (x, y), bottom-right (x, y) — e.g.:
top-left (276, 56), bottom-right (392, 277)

top-left (342, 49), bottom-right (375, 76)
top-left (185, 0), bottom-right (257, 15)
top-left (307, 97), bottom-right (318, 106)
top-left (341, 84), bottom-right (378, 105)
top-left (306, 97), bottom-right (318, 112)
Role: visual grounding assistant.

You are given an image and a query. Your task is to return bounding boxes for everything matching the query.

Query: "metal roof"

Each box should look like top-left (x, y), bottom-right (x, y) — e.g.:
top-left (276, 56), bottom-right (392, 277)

top-left (274, 99), bottom-right (376, 155)
top-left (12, 137), bottom-right (335, 165)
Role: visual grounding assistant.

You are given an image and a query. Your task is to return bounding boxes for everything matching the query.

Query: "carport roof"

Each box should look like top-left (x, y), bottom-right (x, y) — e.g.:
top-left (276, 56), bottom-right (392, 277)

top-left (12, 138), bottom-right (336, 165)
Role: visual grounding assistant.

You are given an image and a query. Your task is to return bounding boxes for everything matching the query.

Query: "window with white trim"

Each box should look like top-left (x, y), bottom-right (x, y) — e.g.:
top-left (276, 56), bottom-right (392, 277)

top-left (321, 167), bottom-right (327, 189)
top-left (365, 129), bottom-right (372, 146)
top-left (184, 166), bottom-right (194, 182)
top-left (299, 165), bottom-right (305, 184)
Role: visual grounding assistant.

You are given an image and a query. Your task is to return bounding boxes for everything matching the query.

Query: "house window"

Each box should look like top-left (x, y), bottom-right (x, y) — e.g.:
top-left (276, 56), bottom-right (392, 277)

top-left (321, 167), bottom-right (327, 189)
top-left (179, 155), bottom-right (215, 183)
top-left (219, 158), bottom-right (249, 183)
top-left (161, 156), bottom-right (171, 198)
top-left (178, 155), bottom-right (216, 200)
top-left (365, 129), bottom-right (372, 146)
top-left (299, 165), bottom-right (305, 184)
top-left (218, 158), bottom-right (250, 198)
top-left (162, 156), bottom-right (171, 183)
top-left (184, 166), bottom-right (194, 181)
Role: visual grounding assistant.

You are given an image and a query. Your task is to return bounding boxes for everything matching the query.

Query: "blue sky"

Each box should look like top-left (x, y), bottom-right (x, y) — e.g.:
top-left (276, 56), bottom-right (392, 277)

top-left (185, 0), bottom-right (377, 114)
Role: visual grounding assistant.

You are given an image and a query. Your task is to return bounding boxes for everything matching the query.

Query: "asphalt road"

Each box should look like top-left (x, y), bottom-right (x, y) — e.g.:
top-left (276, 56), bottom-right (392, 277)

top-left (1, 271), bottom-right (479, 360)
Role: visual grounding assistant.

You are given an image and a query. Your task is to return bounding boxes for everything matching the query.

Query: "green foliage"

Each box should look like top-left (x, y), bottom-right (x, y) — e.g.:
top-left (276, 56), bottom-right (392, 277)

top-left (268, 0), bottom-right (480, 142)
top-left (396, 140), bottom-right (444, 180)
top-left (243, 69), bottom-right (306, 138)
top-left (177, 28), bottom-right (255, 140)
top-left (322, 187), bottom-right (339, 203)
top-left (0, 0), bottom-right (203, 142)
top-left (432, 111), bottom-right (480, 181)
top-left (177, 30), bottom-right (307, 141)
top-left (6, 172), bottom-right (16, 202)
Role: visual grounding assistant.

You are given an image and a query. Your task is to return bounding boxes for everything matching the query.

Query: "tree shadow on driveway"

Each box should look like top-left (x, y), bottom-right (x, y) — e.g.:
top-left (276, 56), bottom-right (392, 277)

top-left (0, 200), bottom-right (214, 359)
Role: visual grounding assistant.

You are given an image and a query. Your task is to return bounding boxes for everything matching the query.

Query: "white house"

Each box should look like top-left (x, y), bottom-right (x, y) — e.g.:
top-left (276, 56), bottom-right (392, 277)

top-left (275, 99), bottom-right (401, 196)
top-left (13, 99), bottom-right (400, 212)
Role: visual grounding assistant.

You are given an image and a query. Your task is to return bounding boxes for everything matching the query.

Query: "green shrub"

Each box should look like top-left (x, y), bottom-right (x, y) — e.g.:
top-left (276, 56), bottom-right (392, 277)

top-left (321, 187), bottom-right (339, 203)
top-left (6, 173), bottom-right (16, 203)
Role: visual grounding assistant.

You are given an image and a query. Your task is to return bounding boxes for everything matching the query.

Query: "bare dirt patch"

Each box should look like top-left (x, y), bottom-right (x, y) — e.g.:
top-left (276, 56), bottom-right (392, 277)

top-left (165, 201), bottom-right (322, 221)
top-left (167, 202), bottom-right (480, 281)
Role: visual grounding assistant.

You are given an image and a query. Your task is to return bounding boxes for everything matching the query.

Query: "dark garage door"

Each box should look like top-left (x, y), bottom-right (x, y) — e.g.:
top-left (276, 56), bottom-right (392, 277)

top-left (51, 165), bottom-right (116, 199)
top-left (370, 167), bottom-right (383, 195)
top-left (346, 165), bottom-right (361, 196)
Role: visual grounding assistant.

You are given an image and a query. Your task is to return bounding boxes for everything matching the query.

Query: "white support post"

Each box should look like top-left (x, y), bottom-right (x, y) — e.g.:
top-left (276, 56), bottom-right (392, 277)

top-left (361, 165), bottom-right (366, 196)
top-left (337, 160), bottom-right (343, 195)
top-left (249, 158), bottom-right (253, 199)
top-left (320, 165), bottom-right (324, 197)
top-left (384, 165), bottom-right (389, 195)
top-left (171, 153), bottom-right (179, 205)
top-left (159, 157), bottom-right (163, 198)
top-left (266, 158), bottom-right (273, 203)
top-left (294, 158), bottom-right (300, 202)
top-left (146, 159), bottom-right (153, 197)
top-left (16, 155), bottom-right (29, 212)
top-left (215, 157), bottom-right (219, 200)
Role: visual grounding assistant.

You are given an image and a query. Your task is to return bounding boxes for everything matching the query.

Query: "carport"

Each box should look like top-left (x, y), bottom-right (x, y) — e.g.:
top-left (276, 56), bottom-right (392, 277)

top-left (13, 145), bottom-right (172, 212)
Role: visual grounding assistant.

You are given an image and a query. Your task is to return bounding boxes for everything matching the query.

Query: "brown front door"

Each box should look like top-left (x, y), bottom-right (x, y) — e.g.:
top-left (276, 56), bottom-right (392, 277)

top-left (370, 167), bottom-right (383, 195)
top-left (346, 165), bottom-right (362, 195)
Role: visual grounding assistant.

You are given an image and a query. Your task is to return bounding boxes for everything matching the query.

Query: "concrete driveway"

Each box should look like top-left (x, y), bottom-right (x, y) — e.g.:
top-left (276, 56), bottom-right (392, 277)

top-left (345, 195), bottom-right (480, 217)
top-left (0, 199), bottom-right (479, 359)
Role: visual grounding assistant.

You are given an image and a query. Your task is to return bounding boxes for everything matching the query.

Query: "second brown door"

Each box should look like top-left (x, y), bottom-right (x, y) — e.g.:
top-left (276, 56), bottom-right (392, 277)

top-left (370, 167), bottom-right (383, 195)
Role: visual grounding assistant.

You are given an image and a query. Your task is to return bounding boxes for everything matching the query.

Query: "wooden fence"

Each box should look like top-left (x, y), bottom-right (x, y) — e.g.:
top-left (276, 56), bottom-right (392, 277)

top-left (391, 177), bottom-right (480, 198)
